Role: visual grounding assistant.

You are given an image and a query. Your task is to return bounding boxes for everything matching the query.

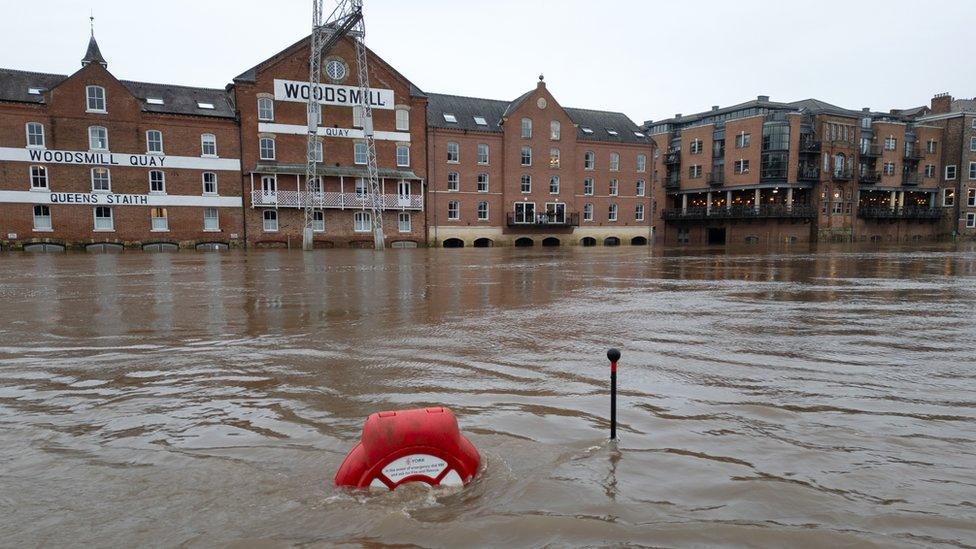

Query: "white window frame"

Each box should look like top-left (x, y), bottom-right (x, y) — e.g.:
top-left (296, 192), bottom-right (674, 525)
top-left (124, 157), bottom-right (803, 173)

top-left (521, 146), bottom-right (532, 166)
top-left (609, 152), bottom-right (620, 171)
top-left (636, 179), bottom-right (645, 197)
top-left (91, 167), bottom-right (111, 193)
top-left (396, 145), bottom-right (410, 167)
top-left (201, 133), bottom-right (217, 157)
top-left (146, 130), bottom-right (163, 154)
top-left (583, 178), bottom-right (593, 196)
top-left (943, 188), bottom-right (955, 207)
top-left (550, 148), bottom-right (560, 169)
top-left (26, 122), bottom-right (45, 149)
top-left (446, 142), bottom-right (459, 163)
top-left (946, 165), bottom-right (957, 180)
top-left (971, 162), bottom-right (976, 181)
top-left (549, 175), bottom-right (560, 194)
top-left (967, 212), bottom-right (976, 228)
top-left (970, 136), bottom-right (976, 152)
top-left (924, 164), bottom-right (935, 178)
top-left (477, 201), bottom-right (489, 221)
top-left (514, 201), bottom-right (536, 224)
top-left (263, 209), bottom-right (279, 232)
top-left (148, 170), bottom-right (166, 194)
top-left (734, 159), bottom-right (750, 174)
top-left (30, 165), bottom-right (48, 190)
top-left (447, 172), bottom-right (459, 192)
top-left (550, 120), bottom-right (560, 140)
top-left (257, 97), bottom-right (274, 121)
top-left (150, 207), bottom-right (169, 232)
top-left (447, 200), bottom-right (459, 220)
top-left (353, 105), bottom-right (365, 128)
top-left (312, 209), bottom-right (325, 232)
top-left (202, 172), bottom-right (218, 195)
top-left (521, 117), bottom-right (532, 138)
top-left (354, 142), bottom-right (368, 165)
top-left (477, 143), bottom-right (489, 165)
top-left (93, 206), bottom-right (114, 231)
top-left (398, 212), bottom-right (411, 232)
top-left (583, 203), bottom-right (593, 222)
top-left (395, 108), bottom-right (409, 131)
top-left (259, 137), bottom-right (276, 161)
top-left (609, 178), bottom-right (618, 196)
top-left (968, 188), bottom-right (976, 207)
top-left (884, 136), bottom-right (896, 151)
top-left (86, 85), bottom-right (106, 113)
top-left (203, 207), bottom-right (220, 231)
top-left (520, 174), bottom-right (531, 193)
top-left (88, 126), bottom-right (108, 151)
top-left (33, 204), bottom-right (52, 231)
top-left (884, 162), bottom-right (895, 176)
top-left (477, 173), bottom-right (489, 193)
top-left (608, 203), bottom-right (618, 222)
top-left (637, 154), bottom-right (646, 172)
top-left (584, 151), bottom-right (595, 170)
top-left (735, 132), bottom-right (750, 148)
top-left (636, 204), bottom-right (645, 221)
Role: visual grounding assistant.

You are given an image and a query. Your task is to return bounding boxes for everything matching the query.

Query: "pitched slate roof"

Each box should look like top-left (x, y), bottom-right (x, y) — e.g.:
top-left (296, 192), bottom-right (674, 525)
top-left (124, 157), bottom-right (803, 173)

top-left (0, 67), bottom-right (235, 119)
top-left (426, 92), bottom-right (648, 144)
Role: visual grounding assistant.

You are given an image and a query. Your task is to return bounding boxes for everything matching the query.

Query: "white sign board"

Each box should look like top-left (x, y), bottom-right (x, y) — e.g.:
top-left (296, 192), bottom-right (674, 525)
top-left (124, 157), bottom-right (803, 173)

top-left (273, 79), bottom-right (395, 110)
top-left (0, 148), bottom-right (240, 171)
top-left (0, 190), bottom-right (242, 208)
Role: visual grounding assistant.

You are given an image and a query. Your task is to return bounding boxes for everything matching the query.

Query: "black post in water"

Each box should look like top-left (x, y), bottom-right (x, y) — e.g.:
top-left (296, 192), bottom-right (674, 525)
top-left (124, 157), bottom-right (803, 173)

top-left (607, 348), bottom-right (620, 440)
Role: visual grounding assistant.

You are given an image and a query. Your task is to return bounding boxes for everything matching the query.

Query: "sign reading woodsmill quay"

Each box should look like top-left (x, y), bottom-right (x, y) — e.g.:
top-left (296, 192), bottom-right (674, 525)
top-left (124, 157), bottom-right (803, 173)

top-left (273, 79), bottom-right (395, 109)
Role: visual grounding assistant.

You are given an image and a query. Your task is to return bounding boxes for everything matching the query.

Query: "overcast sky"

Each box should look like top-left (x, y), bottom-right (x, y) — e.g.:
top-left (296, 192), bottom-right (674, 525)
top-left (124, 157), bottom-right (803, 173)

top-left (2, 0), bottom-right (973, 124)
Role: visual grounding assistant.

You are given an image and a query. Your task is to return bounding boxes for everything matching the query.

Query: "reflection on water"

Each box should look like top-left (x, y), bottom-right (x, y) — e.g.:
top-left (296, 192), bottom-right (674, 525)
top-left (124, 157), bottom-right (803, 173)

top-left (1, 244), bottom-right (975, 547)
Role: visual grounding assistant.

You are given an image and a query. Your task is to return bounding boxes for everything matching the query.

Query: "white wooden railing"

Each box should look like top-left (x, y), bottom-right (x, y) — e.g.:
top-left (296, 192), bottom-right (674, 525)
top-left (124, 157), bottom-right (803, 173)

top-left (251, 190), bottom-right (423, 210)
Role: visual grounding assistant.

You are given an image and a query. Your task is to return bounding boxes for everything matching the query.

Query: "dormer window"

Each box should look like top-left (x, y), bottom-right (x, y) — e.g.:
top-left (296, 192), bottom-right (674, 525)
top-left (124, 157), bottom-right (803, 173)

top-left (197, 102), bottom-right (215, 110)
top-left (28, 87), bottom-right (42, 95)
top-left (86, 85), bottom-right (106, 113)
top-left (633, 131), bottom-right (645, 138)
top-left (581, 127), bottom-right (594, 134)
top-left (473, 116), bottom-right (488, 126)
top-left (607, 128), bottom-right (619, 136)
top-left (443, 113), bottom-right (458, 123)
top-left (146, 97), bottom-right (164, 105)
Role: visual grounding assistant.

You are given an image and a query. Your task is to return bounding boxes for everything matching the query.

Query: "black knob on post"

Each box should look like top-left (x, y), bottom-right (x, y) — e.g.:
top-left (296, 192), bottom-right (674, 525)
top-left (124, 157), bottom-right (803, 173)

top-left (607, 348), bottom-right (621, 363)
top-left (607, 348), bottom-right (620, 440)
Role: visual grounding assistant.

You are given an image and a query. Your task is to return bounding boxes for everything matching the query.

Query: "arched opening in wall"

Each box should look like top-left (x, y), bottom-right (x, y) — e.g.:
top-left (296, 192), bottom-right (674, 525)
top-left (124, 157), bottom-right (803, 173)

top-left (630, 236), bottom-right (648, 246)
top-left (744, 235), bottom-right (760, 244)
top-left (349, 240), bottom-right (374, 249)
top-left (580, 237), bottom-right (597, 247)
top-left (255, 241), bottom-right (287, 249)
top-left (314, 240), bottom-right (336, 249)
top-left (391, 240), bottom-right (418, 249)
top-left (86, 242), bottom-right (124, 253)
top-left (542, 237), bottom-right (560, 247)
top-left (196, 242), bottom-right (230, 252)
top-left (23, 243), bottom-right (65, 253)
top-left (603, 237), bottom-right (620, 247)
top-left (442, 238), bottom-right (465, 248)
top-left (473, 238), bottom-right (493, 248)
top-left (514, 237), bottom-right (534, 247)
top-left (142, 242), bottom-right (179, 252)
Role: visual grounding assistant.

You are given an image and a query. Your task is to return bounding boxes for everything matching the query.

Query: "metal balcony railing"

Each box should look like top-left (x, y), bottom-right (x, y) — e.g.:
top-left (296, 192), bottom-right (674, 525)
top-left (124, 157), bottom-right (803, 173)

top-left (904, 146), bottom-right (923, 161)
top-left (798, 165), bottom-right (821, 181)
top-left (857, 207), bottom-right (942, 220)
top-left (251, 190), bottom-right (423, 210)
top-left (859, 144), bottom-right (881, 157)
top-left (902, 174), bottom-right (921, 186)
top-left (662, 205), bottom-right (817, 221)
top-left (707, 172), bottom-right (724, 186)
top-left (859, 171), bottom-right (881, 184)
top-left (831, 168), bottom-right (854, 182)
top-left (799, 139), bottom-right (822, 153)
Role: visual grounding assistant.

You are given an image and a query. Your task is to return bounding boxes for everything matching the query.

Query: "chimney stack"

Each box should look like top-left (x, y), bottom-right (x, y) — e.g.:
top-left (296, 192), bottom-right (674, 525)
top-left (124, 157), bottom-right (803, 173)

top-left (931, 93), bottom-right (952, 114)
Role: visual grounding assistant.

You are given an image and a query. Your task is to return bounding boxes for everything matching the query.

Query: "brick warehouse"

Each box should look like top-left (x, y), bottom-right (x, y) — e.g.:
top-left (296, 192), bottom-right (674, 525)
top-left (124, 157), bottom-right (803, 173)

top-left (0, 31), bottom-right (972, 250)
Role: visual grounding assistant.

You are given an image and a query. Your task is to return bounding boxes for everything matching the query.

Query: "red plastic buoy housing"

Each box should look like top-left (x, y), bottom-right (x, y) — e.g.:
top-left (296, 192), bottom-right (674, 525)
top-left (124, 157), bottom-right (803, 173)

top-left (334, 407), bottom-right (480, 490)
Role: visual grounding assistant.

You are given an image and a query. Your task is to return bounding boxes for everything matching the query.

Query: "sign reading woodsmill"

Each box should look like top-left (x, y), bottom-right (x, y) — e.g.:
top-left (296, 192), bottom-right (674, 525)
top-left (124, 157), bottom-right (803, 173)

top-left (273, 79), bottom-right (394, 110)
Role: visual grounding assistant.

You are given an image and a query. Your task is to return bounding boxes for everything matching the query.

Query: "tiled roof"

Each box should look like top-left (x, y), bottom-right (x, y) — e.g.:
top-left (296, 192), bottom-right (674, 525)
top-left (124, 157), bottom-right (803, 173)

top-left (81, 36), bottom-right (107, 67)
top-left (426, 92), bottom-right (649, 144)
top-left (0, 67), bottom-right (235, 118)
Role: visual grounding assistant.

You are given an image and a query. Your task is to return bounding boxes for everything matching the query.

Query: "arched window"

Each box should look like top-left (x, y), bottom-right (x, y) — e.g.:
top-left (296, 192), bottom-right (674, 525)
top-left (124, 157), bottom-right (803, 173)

top-left (259, 137), bottom-right (276, 160)
top-left (146, 130), bottom-right (163, 154)
top-left (834, 153), bottom-right (846, 176)
top-left (395, 108), bottom-right (409, 131)
top-left (201, 134), bottom-right (217, 156)
top-left (550, 120), bottom-right (560, 140)
top-left (86, 85), bottom-right (106, 112)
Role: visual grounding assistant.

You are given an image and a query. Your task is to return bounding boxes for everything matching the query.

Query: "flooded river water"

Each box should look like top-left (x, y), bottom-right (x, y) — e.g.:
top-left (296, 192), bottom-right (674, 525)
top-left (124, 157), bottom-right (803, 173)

top-left (1, 245), bottom-right (975, 547)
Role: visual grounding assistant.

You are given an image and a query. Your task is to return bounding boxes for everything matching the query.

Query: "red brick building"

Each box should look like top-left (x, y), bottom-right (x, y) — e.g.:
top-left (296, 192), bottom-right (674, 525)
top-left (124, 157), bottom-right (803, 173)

top-left (230, 35), bottom-right (428, 249)
top-left (425, 78), bottom-right (655, 247)
top-left (647, 96), bottom-right (948, 245)
top-left (0, 36), bottom-right (242, 252)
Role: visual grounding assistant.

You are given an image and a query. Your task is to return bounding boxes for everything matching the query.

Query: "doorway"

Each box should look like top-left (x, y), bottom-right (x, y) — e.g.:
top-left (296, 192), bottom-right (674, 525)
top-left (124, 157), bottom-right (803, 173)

top-left (707, 227), bottom-right (726, 245)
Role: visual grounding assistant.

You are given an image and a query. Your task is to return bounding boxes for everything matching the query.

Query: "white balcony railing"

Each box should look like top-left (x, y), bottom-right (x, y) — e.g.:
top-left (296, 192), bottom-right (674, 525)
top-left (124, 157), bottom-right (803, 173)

top-left (251, 190), bottom-right (423, 210)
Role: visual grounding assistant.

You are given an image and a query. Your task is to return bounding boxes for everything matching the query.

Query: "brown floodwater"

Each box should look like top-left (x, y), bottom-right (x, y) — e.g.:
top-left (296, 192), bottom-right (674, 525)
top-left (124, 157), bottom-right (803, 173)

top-left (1, 244), bottom-right (975, 548)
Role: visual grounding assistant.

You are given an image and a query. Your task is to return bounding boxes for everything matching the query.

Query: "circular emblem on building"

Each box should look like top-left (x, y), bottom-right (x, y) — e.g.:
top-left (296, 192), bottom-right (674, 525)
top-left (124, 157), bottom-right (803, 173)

top-left (537, 97), bottom-right (547, 109)
top-left (324, 58), bottom-right (348, 82)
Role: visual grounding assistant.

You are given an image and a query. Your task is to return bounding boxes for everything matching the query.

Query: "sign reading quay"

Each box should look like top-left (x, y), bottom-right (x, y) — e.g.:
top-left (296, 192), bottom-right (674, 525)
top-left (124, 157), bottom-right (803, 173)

top-left (273, 79), bottom-right (395, 110)
top-left (0, 147), bottom-right (241, 171)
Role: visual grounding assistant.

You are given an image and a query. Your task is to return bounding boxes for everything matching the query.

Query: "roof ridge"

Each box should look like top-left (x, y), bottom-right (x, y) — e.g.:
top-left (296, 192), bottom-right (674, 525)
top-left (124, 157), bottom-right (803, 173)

top-left (0, 67), bottom-right (68, 79)
top-left (121, 79), bottom-right (228, 93)
top-left (426, 91), bottom-right (511, 104)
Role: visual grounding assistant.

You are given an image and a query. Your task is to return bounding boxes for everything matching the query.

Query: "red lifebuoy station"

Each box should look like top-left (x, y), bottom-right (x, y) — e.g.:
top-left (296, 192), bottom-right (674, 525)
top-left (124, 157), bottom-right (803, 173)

top-left (334, 407), bottom-right (480, 490)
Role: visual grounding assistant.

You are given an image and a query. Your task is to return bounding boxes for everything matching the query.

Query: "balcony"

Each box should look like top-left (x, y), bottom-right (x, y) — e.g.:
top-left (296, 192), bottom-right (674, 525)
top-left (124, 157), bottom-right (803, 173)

top-left (707, 172), bottom-right (724, 187)
top-left (858, 207), bottom-right (942, 220)
top-left (859, 170), bottom-right (881, 184)
top-left (760, 167), bottom-right (788, 182)
top-left (664, 148), bottom-right (681, 165)
top-left (251, 190), bottom-right (424, 210)
top-left (506, 212), bottom-right (580, 227)
top-left (799, 139), bottom-right (822, 153)
top-left (859, 144), bottom-right (881, 157)
top-left (663, 205), bottom-right (817, 221)
top-left (665, 173), bottom-right (680, 189)
top-left (798, 165), bottom-right (821, 182)
top-left (830, 167), bottom-right (854, 182)
top-left (903, 146), bottom-right (923, 161)
top-left (902, 174), bottom-right (921, 186)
